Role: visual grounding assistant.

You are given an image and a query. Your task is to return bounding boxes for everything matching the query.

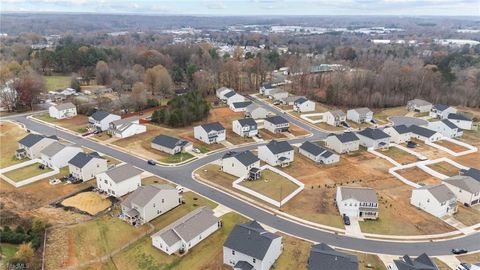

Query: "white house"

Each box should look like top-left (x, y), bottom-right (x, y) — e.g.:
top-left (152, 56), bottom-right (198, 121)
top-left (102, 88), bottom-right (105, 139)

top-left (346, 108), bottom-right (373, 124)
top-left (225, 91), bottom-right (246, 105)
top-left (88, 111), bottom-right (121, 131)
top-left (68, 152), bottom-right (108, 182)
top-left (389, 254), bottom-right (438, 270)
top-left (258, 140), bottom-right (294, 167)
top-left (443, 175), bottom-right (480, 206)
top-left (232, 118), bottom-right (258, 138)
top-left (224, 220), bottom-right (282, 270)
top-left (325, 132), bottom-right (360, 154)
top-left (383, 125), bottom-right (411, 144)
top-left (217, 87), bottom-right (234, 100)
top-left (151, 207), bottom-right (220, 255)
top-left (121, 184), bottom-right (182, 225)
top-left (230, 101), bottom-right (253, 112)
top-left (40, 142), bottom-right (83, 169)
top-left (221, 150), bottom-right (260, 179)
top-left (48, 102), bottom-right (77, 119)
top-left (324, 110), bottom-right (346, 127)
top-left (356, 128), bottom-right (391, 150)
top-left (96, 164), bottom-right (142, 198)
top-left (336, 186), bottom-right (379, 220)
top-left (194, 122), bottom-right (226, 144)
top-left (268, 89), bottom-right (289, 101)
top-left (428, 119), bottom-right (463, 138)
top-left (447, 113), bottom-right (474, 130)
top-left (281, 95), bottom-right (304, 105)
top-left (151, 135), bottom-right (192, 155)
top-left (108, 117), bottom-right (146, 138)
top-left (308, 243), bottom-right (358, 270)
top-left (245, 104), bottom-right (270, 119)
top-left (17, 134), bottom-right (58, 159)
top-left (264, 116), bottom-right (289, 133)
top-left (407, 99), bottom-right (432, 113)
top-left (429, 104), bottom-right (457, 119)
top-left (410, 184), bottom-right (457, 218)
top-left (299, 141), bottom-right (339, 164)
top-left (409, 125), bottom-right (443, 142)
top-left (259, 83), bottom-right (275, 96)
top-left (293, 97), bottom-right (316, 113)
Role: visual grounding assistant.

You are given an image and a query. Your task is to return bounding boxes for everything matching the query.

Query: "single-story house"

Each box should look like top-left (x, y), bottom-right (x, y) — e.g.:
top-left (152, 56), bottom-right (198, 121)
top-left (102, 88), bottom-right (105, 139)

top-left (293, 97), bottom-right (316, 113)
top-left (346, 108), bottom-right (373, 124)
top-left (428, 119), bottom-right (463, 138)
top-left (68, 152), bottom-right (108, 182)
top-left (299, 141), bottom-right (339, 164)
top-left (336, 186), bottom-right (379, 220)
top-left (151, 135), bottom-right (192, 155)
top-left (194, 122), bottom-right (226, 144)
top-left (216, 87), bottom-right (234, 100)
top-left (447, 113), bottom-right (473, 130)
top-left (325, 132), bottom-right (360, 154)
top-left (151, 207), bottom-right (220, 255)
top-left (429, 104), bottom-right (457, 119)
top-left (356, 128), bottom-right (391, 150)
top-left (258, 140), bottom-right (294, 167)
top-left (232, 118), bottom-right (258, 138)
top-left (409, 125), bottom-right (443, 142)
top-left (324, 110), bottom-right (346, 127)
top-left (121, 184), bottom-right (181, 225)
top-left (307, 243), bottom-right (358, 270)
top-left (96, 164), bottom-right (142, 198)
top-left (443, 175), bottom-right (480, 206)
top-left (17, 134), bottom-right (59, 159)
top-left (48, 102), bottom-right (77, 119)
top-left (410, 184), bottom-right (457, 218)
top-left (264, 116), bottom-right (289, 133)
top-left (383, 125), bottom-right (411, 144)
top-left (407, 99), bottom-right (432, 113)
top-left (40, 142), bottom-right (83, 169)
top-left (268, 89), bottom-right (289, 101)
top-left (230, 101), bottom-right (253, 112)
top-left (223, 220), bottom-right (282, 270)
top-left (245, 104), bottom-right (270, 119)
top-left (221, 150), bottom-right (260, 179)
top-left (88, 111), bottom-right (121, 131)
top-left (108, 117), bottom-right (146, 138)
top-left (389, 253), bottom-right (438, 270)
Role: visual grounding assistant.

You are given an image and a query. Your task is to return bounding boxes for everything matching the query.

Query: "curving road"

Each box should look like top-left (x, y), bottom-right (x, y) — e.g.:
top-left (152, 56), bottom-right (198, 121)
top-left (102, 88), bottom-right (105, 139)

top-left (4, 97), bottom-right (480, 256)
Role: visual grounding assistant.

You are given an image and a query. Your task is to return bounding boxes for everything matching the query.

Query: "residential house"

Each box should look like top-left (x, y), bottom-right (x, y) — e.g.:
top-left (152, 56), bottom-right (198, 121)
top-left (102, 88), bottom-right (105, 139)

top-left (293, 97), bottom-right (316, 113)
top-left (336, 186), bottom-right (379, 219)
top-left (443, 175), bottom-right (480, 206)
top-left (461, 168), bottom-right (480, 181)
top-left (48, 102), bottom-right (77, 119)
top-left (151, 135), bottom-right (192, 155)
top-left (194, 122), bottom-right (226, 144)
top-left (108, 117), bottom-right (146, 138)
top-left (230, 101), bottom-right (253, 112)
top-left (407, 99), bottom-right (433, 112)
top-left (17, 134), bottom-right (58, 159)
top-left (217, 87), bottom-right (234, 100)
top-left (259, 83), bottom-right (276, 96)
top-left (221, 150), bottom-right (260, 179)
top-left (40, 142), bottom-right (83, 169)
top-left (232, 118), bottom-right (258, 138)
top-left (281, 95), bottom-right (304, 105)
top-left (96, 164), bottom-right (142, 198)
top-left (409, 125), bottom-right (443, 142)
top-left (346, 108), bottom-right (373, 124)
top-left (121, 184), bottom-right (181, 225)
top-left (245, 104), bottom-right (270, 119)
top-left (356, 128), bottom-right (391, 150)
top-left (325, 132), bottom-right (360, 154)
top-left (389, 253), bottom-right (438, 270)
top-left (223, 220), bottom-right (282, 270)
top-left (447, 113), bottom-right (474, 130)
top-left (428, 119), bottom-right (463, 138)
top-left (88, 111), bottom-right (121, 131)
top-left (429, 104), bottom-right (457, 119)
top-left (410, 184), bottom-right (457, 218)
top-left (324, 110), bottom-right (346, 127)
top-left (151, 207), bottom-right (220, 255)
top-left (307, 243), bottom-right (358, 270)
top-left (383, 125), bottom-right (411, 144)
top-left (268, 89), bottom-right (289, 101)
top-left (225, 91), bottom-right (246, 105)
top-left (264, 116), bottom-right (289, 133)
top-left (258, 140), bottom-right (294, 167)
top-left (68, 152), bottom-right (108, 181)
top-left (299, 141), bottom-right (339, 164)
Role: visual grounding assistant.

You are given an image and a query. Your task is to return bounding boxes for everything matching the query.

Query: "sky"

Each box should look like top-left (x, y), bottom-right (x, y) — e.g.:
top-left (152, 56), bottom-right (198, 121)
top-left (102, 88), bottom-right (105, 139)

top-left (0, 0), bottom-right (479, 16)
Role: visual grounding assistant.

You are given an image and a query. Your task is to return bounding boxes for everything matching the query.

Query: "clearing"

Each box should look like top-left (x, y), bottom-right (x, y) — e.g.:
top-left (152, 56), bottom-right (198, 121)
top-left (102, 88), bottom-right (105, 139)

top-left (44, 75), bottom-right (71, 91)
top-left (379, 146), bottom-right (418, 164)
top-left (61, 192), bottom-right (112, 215)
top-left (396, 167), bottom-right (442, 185)
top-left (0, 121), bottom-right (28, 168)
top-left (3, 163), bottom-right (53, 182)
top-left (238, 169), bottom-right (300, 202)
top-left (426, 161), bottom-right (460, 177)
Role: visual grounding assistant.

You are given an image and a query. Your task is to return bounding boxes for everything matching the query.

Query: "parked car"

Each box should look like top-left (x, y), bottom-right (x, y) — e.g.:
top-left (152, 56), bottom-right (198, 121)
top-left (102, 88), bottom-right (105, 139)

top-left (255, 133), bottom-right (262, 139)
top-left (192, 148), bottom-right (201, 154)
top-left (451, 248), bottom-right (468, 254)
top-left (407, 141), bottom-right (417, 148)
top-left (273, 100), bottom-right (281, 105)
top-left (343, 214), bottom-right (350, 226)
top-left (147, 160), bottom-right (156, 165)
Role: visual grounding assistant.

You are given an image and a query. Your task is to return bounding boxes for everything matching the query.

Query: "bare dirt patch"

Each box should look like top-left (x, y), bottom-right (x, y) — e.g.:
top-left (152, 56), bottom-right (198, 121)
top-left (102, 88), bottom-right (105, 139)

top-left (61, 192), bottom-right (112, 215)
top-left (426, 161), bottom-right (460, 177)
top-left (396, 167), bottom-right (442, 185)
top-left (379, 146), bottom-right (418, 164)
top-left (434, 140), bottom-right (469, 153)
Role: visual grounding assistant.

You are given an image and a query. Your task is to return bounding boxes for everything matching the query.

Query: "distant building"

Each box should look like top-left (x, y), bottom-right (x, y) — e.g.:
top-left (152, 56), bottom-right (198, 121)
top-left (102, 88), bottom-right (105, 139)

top-left (293, 97), bottom-right (316, 113)
top-left (336, 186), bottom-right (379, 219)
top-left (443, 175), bottom-right (480, 206)
top-left (307, 243), bottom-right (358, 270)
top-left (407, 99), bottom-right (432, 113)
top-left (108, 117), bottom-right (146, 138)
top-left (48, 102), bottom-right (77, 119)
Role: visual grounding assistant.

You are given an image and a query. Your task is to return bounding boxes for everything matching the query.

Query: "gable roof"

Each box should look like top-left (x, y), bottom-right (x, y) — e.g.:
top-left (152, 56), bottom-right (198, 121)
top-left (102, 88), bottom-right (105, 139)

top-left (409, 125), bottom-right (437, 138)
top-left (223, 150), bottom-right (259, 167)
top-left (338, 186), bottom-right (378, 203)
top-left (357, 128), bottom-right (390, 140)
top-left (350, 107), bottom-right (372, 115)
top-left (103, 164), bottom-right (143, 184)
top-left (392, 124), bottom-right (411, 134)
top-left (433, 104), bottom-right (451, 111)
top-left (224, 90), bottom-right (237, 98)
top-left (90, 111), bottom-right (112, 121)
top-left (53, 102), bottom-right (76, 111)
top-left (440, 119), bottom-right (459, 130)
top-left (418, 184), bottom-right (456, 203)
top-left (462, 168), bottom-right (480, 181)
top-left (448, 113), bottom-right (472, 121)
top-left (392, 253), bottom-right (438, 270)
top-left (216, 86), bottom-right (231, 95)
top-left (328, 132), bottom-right (359, 143)
top-left (409, 99), bottom-right (432, 106)
top-left (232, 101), bottom-right (253, 109)
top-left (300, 141), bottom-right (334, 157)
top-left (307, 243), bottom-right (358, 270)
top-left (327, 110), bottom-right (346, 118)
top-left (122, 184), bottom-right (175, 208)
top-left (68, 152), bottom-right (103, 168)
top-left (294, 97), bottom-right (309, 105)
top-left (110, 116), bottom-right (140, 127)
top-left (265, 115), bottom-right (289, 125)
top-left (246, 103), bottom-right (261, 113)
top-left (40, 142), bottom-right (71, 157)
top-left (264, 140), bottom-right (293, 154)
top-left (236, 118), bottom-right (257, 128)
top-left (18, 134), bottom-right (58, 147)
top-left (152, 135), bottom-right (189, 149)
top-left (200, 122), bottom-right (225, 132)
top-left (443, 175), bottom-right (480, 194)
top-left (224, 220), bottom-right (281, 260)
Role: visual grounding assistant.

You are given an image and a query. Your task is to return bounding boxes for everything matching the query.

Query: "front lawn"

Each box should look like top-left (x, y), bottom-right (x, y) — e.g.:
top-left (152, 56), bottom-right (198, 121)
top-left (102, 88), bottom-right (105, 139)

top-left (3, 163), bottom-right (53, 182)
top-left (239, 169), bottom-right (300, 202)
top-left (159, 152), bottom-right (195, 164)
top-left (0, 243), bottom-right (19, 263)
top-left (33, 113), bottom-right (89, 133)
top-left (0, 121), bottom-right (28, 168)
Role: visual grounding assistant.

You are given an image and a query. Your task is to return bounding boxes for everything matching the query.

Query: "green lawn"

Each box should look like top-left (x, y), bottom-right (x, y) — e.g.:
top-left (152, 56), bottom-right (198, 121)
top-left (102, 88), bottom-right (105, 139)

top-left (0, 121), bottom-right (29, 169)
top-left (239, 169), bottom-right (300, 202)
top-left (44, 75), bottom-right (71, 91)
top-left (0, 243), bottom-right (18, 263)
top-left (3, 163), bottom-right (53, 182)
top-left (33, 113), bottom-right (89, 133)
top-left (159, 152), bottom-right (195, 164)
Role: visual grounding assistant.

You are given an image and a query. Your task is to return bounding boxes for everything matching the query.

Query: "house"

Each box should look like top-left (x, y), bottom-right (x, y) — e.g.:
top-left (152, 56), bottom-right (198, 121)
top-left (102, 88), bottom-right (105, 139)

top-left (68, 152), bottom-right (108, 181)
top-left (223, 220), bottom-right (282, 270)
top-left (225, 91), bottom-right (246, 105)
top-left (48, 102), bottom-right (77, 119)
top-left (281, 95), bottom-right (304, 105)
top-left (233, 118), bottom-right (258, 138)
top-left (410, 184), bottom-right (457, 218)
top-left (428, 119), bottom-right (463, 138)
top-left (346, 108), bottom-right (373, 124)
top-left (443, 175), bottom-right (480, 206)
top-left (293, 97), bottom-right (316, 113)
top-left (17, 134), bottom-right (58, 159)
top-left (383, 125), bottom-right (411, 144)
top-left (258, 140), bottom-right (294, 167)
top-left (409, 125), bottom-right (443, 142)
top-left (324, 110), bottom-right (346, 127)
top-left (88, 111), bottom-right (121, 131)
top-left (299, 141), bottom-right (339, 164)
top-left (389, 253), bottom-right (438, 270)
top-left (96, 164), bottom-right (142, 198)
top-left (307, 243), bottom-right (358, 270)
top-left (447, 113), bottom-right (473, 130)
top-left (151, 207), bottom-right (220, 255)
top-left (336, 186), bottom-right (379, 219)
top-left (108, 117), bottom-right (146, 138)
top-left (268, 89), bottom-right (289, 101)
top-left (217, 87), bottom-right (234, 100)
top-left (259, 83), bottom-right (275, 96)
top-left (151, 135), bottom-right (192, 155)
top-left (429, 104), bottom-right (457, 119)
top-left (230, 101), bottom-right (253, 112)
top-left (221, 150), bottom-right (260, 179)
top-left (325, 132), bottom-right (360, 154)
top-left (121, 184), bottom-right (181, 225)
top-left (461, 168), bottom-right (480, 181)
top-left (194, 122), bottom-right (226, 144)
top-left (356, 128), bottom-right (391, 150)
top-left (407, 99), bottom-right (432, 112)
top-left (245, 104), bottom-right (270, 119)
top-left (40, 142), bottom-right (83, 169)
top-left (264, 116), bottom-right (289, 133)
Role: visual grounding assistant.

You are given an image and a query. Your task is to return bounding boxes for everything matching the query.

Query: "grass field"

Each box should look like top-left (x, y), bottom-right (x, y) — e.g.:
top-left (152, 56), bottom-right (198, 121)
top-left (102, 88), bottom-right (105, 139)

top-left (454, 205), bottom-right (480, 226)
top-left (61, 192), bottom-right (112, 215)
top-left (0, 243), bottom-right (18, 264)
top-left (239, 169), bottom-right (300, 202)
top-left (456, 252), bottom-right (480, 264)
top-left (427, 162), bottom-right (460, 177)
top-left (0, 121), bottom-right (28, 168)
top-left (160, 152), bottom-right (195, 164)
top-left (3, 163), bottom-right (53, 182)
top-left (45, 75), bottom-right (71, 91)
top-left (34, 113), bottom-right (89, 133)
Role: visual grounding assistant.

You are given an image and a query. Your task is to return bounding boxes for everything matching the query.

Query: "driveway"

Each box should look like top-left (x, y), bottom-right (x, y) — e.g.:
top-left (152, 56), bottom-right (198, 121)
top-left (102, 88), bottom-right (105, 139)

top-left (389, 116), bottom-right (428, 127)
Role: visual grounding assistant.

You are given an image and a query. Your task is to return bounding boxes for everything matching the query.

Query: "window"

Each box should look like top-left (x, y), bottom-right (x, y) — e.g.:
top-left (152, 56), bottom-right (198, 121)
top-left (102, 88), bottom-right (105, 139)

top-left (232, 250), bottom-right (235, 255)
top-left (162, 199), bottom-right (164, 203)
top-left (157, 210), bottom-right (160, 214)
top-left (253, 258), bottom-right (256, 263)
top-left (153, 203), bottom-right (156, 207)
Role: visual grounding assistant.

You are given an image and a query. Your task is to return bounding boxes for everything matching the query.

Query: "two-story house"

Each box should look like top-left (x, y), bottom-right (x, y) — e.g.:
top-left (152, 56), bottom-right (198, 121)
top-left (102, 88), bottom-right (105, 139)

top-left (221, 150), bottom-right (260, 179)
top-left (407, 99), bottom-right (432, 113)
top-left (151, 135), bottom-right (192, 155)
top-left (383, 125), bottom-right (412, 144)
top-left (443, 175), bottom-right (480, 206)
top-left (48, 102), bottom-right (77, 119)
top-left (410, 184), bottom-right (457, 218)
top-left (194, 122), bottom-right (226, 144)
top-left (40, 142), bottom-right (83, 169)
top-left (356, 128), bottom-right (391, 150)
top-left (96, 164), bottom-right (142, 198)
top-left (299, 141), bottom-right (339, 164)
top-left (88, 111), bottom-right (121, 131)
top-left (447, 113), bottom-right (474, 130)
top-left (258, 140), bottom-right (294, 167)
top-left (429, 104), bottom-right (457, 119)
top-left (336, 186), bottom-right (379, 220)
top-left (346, 108), bottom-right (373, 124)
top-left (232, 118), bottom-right (258, 138)
top-left (67, 152), bottom-right (108, 181)
top-left (325, 132), bottom-right (360, 154)
top-left (264, 116), bottom-right (289, 134)
top-left (17, 134), bottom-right (58, 159)
top-left (324, 110), bottom-right (346, 127)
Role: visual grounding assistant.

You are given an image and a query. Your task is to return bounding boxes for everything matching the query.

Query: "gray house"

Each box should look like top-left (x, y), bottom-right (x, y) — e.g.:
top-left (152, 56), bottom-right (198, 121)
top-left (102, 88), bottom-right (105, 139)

top-left (325, 132), bottom-right (360, 154)
top-left (299, 141), bottom-right (339, 164)
top-left (151, 135), bottom-right (192, 155)
top-left (356, 128), bottom-right (391, 150)
top-left (389, 253), bottom-right (438, 270)
top-left (245, 104), bottom-right (270, 119)
top-left (264, 116), bottom-right (289, 133)
top-left (407, 99), bottom-right (432, 113)
top-left (17, 134), bottom-right (58, 159)
top-left (307, 243), bottom-right (358, 270)
top-left (67, 152), bottom-right (108, 181)
top-left (462, 168), bottom-right (480, 181)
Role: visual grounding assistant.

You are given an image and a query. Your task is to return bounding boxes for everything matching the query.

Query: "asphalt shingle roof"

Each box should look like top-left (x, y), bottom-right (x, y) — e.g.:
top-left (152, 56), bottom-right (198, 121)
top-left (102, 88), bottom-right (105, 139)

top-left (328, 132), bottom-right (359, 143)
top-left (300, 141), bottom-right (333, 157)
top-left (200, 122), bottom-right (225, 132)
top-left (68, 152), bottom-right (102, 168)
top-left (224, 90), bottom-right (237, 98)
top-left (357, 128), bottom-right (390, 140)
top-left (265, 115), bottom-right (289, 125)
top-left (338, 187), bottom-right (378, 203)
top-left (307, 243), bottom-right (358, 270)
top-left (236, 118), bottom-right (257, 128)
top-left (463, 168), bottom-right (480, 181)
top-left (232, 101), bottom-right (252, 109)
top-left (90, 111), bottom-right (111, 121)
top-left (419, 184), bottom-right (456, 204)
top-left (443, 175), bottom-right (480, 194)
top-left (433, 104), bottom-right (450, 111)
top-left (265, 140), bottom-right (293, 154)
top-left (53, 102), bottom-right (76, 110)
top-left (448, 113), bottom-right (472, 121)
top-left (104, 164), bottom-right (142, 184)
top-left (222, 150), bottom-right (259, 167)
top-left (122, 184), bottom-right (175, 208)
top-left (409, 99), bottom-right (432, 106)
top-left (40, 142), bottom-right (68, 157)
top-left (392, 125), bottom-right (411, 134)
top-left (409, 125), bottom-right (437, 138)
top-left (152, 135), bottom-right (189, 149)
top-left (392, 253), bottom-right (438, 270)
top-left (18, 134), bottom-right (57, 148)
top-left (440, 119), bottom-right (459, 130)
top-left (328, 110), bottom-right (346, 118)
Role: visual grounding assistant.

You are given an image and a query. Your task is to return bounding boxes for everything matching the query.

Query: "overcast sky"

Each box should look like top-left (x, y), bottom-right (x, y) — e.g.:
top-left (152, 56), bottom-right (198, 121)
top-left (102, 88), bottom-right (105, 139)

top-left (1, 0), bottom-right (479, 16)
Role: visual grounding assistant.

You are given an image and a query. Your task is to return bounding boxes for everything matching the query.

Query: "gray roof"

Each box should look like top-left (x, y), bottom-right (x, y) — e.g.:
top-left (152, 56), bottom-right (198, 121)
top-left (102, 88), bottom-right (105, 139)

top-left (200, 122), bottom-right (225, 132)
top-left (68, 152), bottom-right (103, 168)
top-left (433, 104), bottom-right (451, 112)
top-left (234, 261), bottom-right (254, 270)
top-left (409, 99), bottom-right (432, 106)
top-left (104, 164), bottom-right (142, 184)
top-left (152, 135), bottom-right (190, 149)
top-left (216, 87), bottom-right (230, 95)
top-left (265, 140), bottom-right (293, 154)
top-left (418, 184), bottom-right (456, 203)
top-left (392, 125), bottom-right (411, 134)
top-left (440, 119), bottom-right (460, 130)
top-left (18, 134), bottom-right (58, 147)
top-left (53, 102), bottom-right (76, 110)
top-left (351, 107), bottom-right (372, 115)
top-left (443, 175), bottom-right (480, 194)
top-left (122, 184), bottom-right (176, 208)
top-left (261, 82), bottom-right (273, 89)
top-left (224, 90), bottom-right (237, 98)
top-left (246, 103), bottom-right (261, 113)
top-left (462, 168), bottom-right (480, 181)
top-left (224, 220), bottom-right (281, 260)
top-left (236, 118), bottom-right (257, 128)
top-left (265, 115), bottom-right (289, 125)
top-left (223, 150), bottom-right (259, 167)
top-left (40, 142), bottom-right (73, 157)
top-left (339, 187), bottom-right (378, 203)
top-left (294, 97), bottom-right (309, 105)
top-left (111, 116), bottom-right (140, 127)
top-left (409, 125), bottom-right (437, 138)
top-left (307, 243), bottom-right (358, 270)
top-left (448, 113), bottom-right (471, 121)
top-left (393, 253), bottom-right (438, 270)
top-left (282, 95), bottom-right (304, 103)
top-left (268, 88), bottom-right (286, 95)
top-left (357, 128), bottom-right (390, 140)
top-left (328, 110), bottom-right (346, 118)
top-left (328, 132), bottom-right (359, 143)
top-left (90, 111), bottom-right (112, 121)
top-left (232, 101), bottom-right (252, 109)
top-left (300, 141), bottom-right (334, 158)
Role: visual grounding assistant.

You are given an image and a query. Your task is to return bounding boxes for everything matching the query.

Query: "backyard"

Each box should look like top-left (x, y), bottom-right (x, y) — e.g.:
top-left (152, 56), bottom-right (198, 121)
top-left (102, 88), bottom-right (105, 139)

top-left (0, 121), bottom-right (28, 168)
top-left (3, 163), bottom-right (53, 182)
top-left (426, 161), bottom-right (460, 177)
top-left (61, 192), bottom-right (112, 215)
top-left (434, 139), bottom-right (470, 153)
top-left (396, 167), bottom-right (442, 185)
top-left (238, 169), bottom-right (301, 202)
top-left (373, 106), bottom-right (409, 124)
top-left (379, 146), bottom-right (419, 164)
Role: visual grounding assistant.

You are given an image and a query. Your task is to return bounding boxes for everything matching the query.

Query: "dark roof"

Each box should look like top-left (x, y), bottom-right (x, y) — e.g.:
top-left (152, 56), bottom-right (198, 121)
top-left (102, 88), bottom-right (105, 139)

top-left (307, 243), bottom-right (358, 270)
top-left (90, 111), bottom-right (111, 121)
top-left (261, 82), bottom-right (273, 89)
top-left (392, 253), bottom-right (438, 270)
top-left (236, 118), bottom-right (257, 127)
top-left (393, 125), bottom-right (411, 134)
top-left (152, 135), bottom-right (189, 149)
top-left (462, 168), bottom-right (480, 181)
top-left (300, 141), bottom-right (333, 157)
top-left (265, 140), bottom-right (293, 154)
top-left (448, 113), bottom-right (471, 121)
top-left (234, 261), bottom-right (254, 270)
top-left (201, 122), bottom-right (225, 132)
top-left (357, 128), bottom-right (390, 140)
top-left (328, 132), bottom-right (359, 143)
top-left (232, 101), bottom-right (253, 109)
top-left (409, 125), bottom-right (437, 138)
top-left (294, 97), bottom-right (308, 105)
top-left (224, 90), bottom-right (237, 98)
top-left (433, 104), bottom-right (450, 111)
top-left (222, 151), bottom-right (259, 167)
top-left (68, 152), bottom-right (103, 168)
top-left (441, 119), bottom-right (459, 130)
top-left (18, 134), bottom-right (58, 147)
top-left (265, 115), bottom-right (289, 125)
top-left (224, 220), bottom-right (281, 260)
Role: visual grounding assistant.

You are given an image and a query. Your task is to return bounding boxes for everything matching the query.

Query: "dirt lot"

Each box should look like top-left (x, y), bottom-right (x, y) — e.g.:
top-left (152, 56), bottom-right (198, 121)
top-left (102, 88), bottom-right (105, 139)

top-left (396, 167), bottom-right (442, 185)
top-left (426, 161), bottom-right (460, 177)
top-left (457, 252), bottom-right (480, 264)
top-left (239, 169), bottom-right (300, 202)
top-left (434, 140), bottom-right (470, 153)
top-left (34, 113), bottom-right (89, 133)
top-left (0, 121), bottom-right (28, 168)
top-left (409, 139), bottom-right (447, 160)
top-left (61, 192), bottom-right (112, 215)
top-left (454, 205), bottom-right (480, 226)
top-left (379, 146), bottom-right (418, 164)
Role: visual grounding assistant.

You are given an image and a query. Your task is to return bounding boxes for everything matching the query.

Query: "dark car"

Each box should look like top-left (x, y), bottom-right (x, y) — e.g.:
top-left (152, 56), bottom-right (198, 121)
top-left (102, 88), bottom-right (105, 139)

top-left (343, 214), bottom-right (350, 226)
top-left (147, 160), bottom-right (156, 165)
top-left (451, 248), bottom-right (468, 254)
top-left (407, 141), bottom-right (417, 148)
